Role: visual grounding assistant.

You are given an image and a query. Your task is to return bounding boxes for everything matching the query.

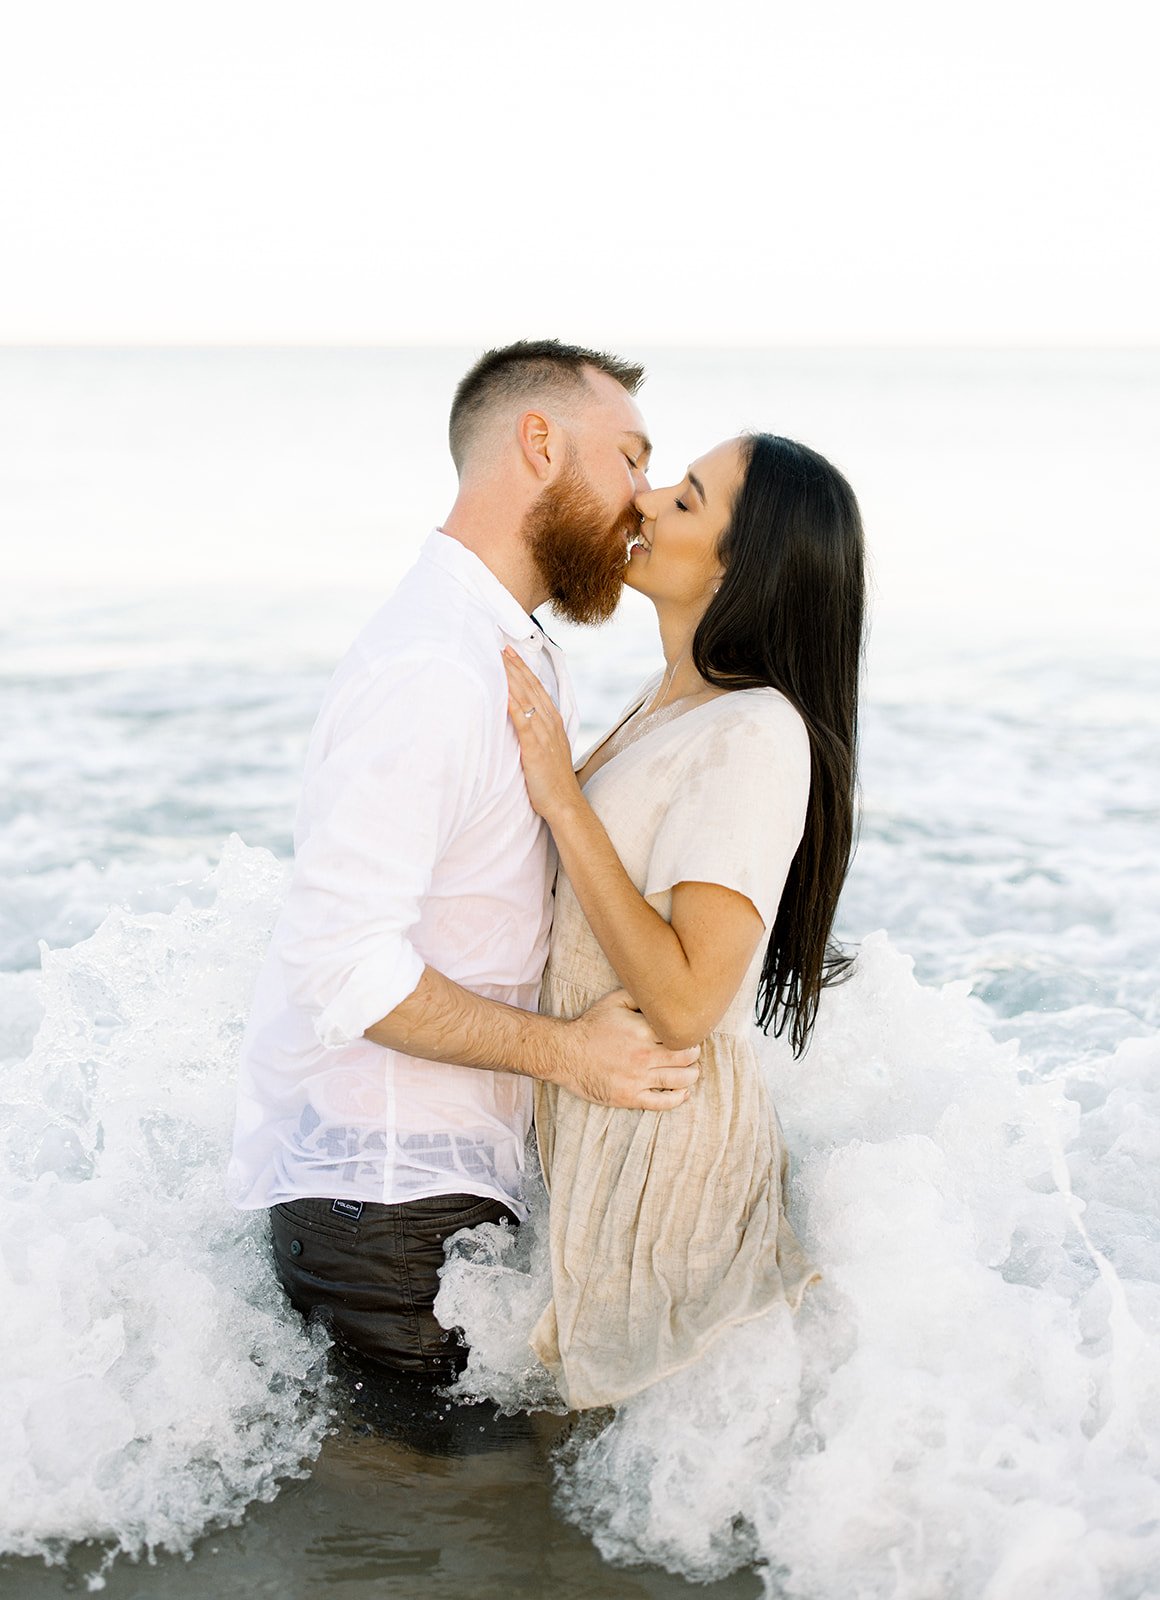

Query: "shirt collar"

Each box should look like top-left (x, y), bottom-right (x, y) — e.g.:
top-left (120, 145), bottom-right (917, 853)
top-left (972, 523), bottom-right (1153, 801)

top-left (422, 529), bottom-right (545, 646)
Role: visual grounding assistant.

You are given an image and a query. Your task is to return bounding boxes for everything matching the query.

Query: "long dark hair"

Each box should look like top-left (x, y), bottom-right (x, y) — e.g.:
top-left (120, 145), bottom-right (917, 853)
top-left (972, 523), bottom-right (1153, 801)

top-left (692, 434), bottom-right (866, 1056)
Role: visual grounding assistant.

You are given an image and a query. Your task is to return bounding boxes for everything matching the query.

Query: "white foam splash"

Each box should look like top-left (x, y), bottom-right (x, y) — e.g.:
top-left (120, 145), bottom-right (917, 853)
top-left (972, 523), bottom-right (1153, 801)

top-left (0, 838), bottom-right (330, 1570)
top-left (6, 835), bottom-right (1157, 1597)
top-left (436, 935), bottom-right (1160, 1598)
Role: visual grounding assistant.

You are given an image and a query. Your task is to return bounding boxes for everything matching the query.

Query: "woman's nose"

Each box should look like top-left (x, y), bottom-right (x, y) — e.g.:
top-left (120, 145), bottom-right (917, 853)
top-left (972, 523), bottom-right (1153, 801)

top-left (634, 485), bottom-right (656, 518)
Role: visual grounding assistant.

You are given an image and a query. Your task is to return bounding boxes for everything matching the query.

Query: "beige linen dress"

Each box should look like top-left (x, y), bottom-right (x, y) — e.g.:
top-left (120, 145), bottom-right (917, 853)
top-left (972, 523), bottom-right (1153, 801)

top-left (531, 683), bottom-right (822, 1410)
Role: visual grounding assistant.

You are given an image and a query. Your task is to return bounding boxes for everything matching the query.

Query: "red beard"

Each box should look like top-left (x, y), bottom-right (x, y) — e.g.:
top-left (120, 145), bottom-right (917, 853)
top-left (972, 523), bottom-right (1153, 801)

top-left (522, 457), bottom-right (641, 626)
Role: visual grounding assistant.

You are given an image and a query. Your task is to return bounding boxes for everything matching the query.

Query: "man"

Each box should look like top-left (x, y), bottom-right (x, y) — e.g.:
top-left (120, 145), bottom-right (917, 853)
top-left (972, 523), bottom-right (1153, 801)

top-left (229, 340), bottom-right (700, 1378)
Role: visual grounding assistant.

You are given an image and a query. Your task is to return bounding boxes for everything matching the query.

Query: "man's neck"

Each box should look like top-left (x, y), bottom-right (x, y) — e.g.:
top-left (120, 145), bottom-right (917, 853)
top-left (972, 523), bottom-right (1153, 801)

top-left (441, 494), bottom-right (547, 615)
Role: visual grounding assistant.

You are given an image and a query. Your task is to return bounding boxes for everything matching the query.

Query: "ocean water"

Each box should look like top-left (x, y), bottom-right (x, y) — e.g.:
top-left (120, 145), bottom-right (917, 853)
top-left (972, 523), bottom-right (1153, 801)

top-left (0, 348), bottom-right (1157, 1598)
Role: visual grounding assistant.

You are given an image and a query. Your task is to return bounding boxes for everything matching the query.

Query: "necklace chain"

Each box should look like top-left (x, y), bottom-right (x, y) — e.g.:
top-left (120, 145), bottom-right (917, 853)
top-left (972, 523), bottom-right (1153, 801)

top-left (645, 652), bottom-right (687, 717)
top-left (594, 658), bottom-right (704, 770)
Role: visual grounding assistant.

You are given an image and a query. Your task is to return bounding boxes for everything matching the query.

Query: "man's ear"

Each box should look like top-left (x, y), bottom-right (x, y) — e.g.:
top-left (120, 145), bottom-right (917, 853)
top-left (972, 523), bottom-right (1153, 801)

top-left (516, 410), bottom-right (554, 480)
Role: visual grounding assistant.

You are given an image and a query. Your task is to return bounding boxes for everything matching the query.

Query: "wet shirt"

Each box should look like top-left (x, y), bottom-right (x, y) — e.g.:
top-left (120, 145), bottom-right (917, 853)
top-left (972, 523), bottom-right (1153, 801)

top-left (228, 530), bottom-right (578, 1220)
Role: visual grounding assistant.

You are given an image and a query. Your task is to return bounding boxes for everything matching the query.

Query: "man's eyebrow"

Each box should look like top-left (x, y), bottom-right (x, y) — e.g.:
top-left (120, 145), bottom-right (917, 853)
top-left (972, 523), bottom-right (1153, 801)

top-left (625, 432), bottom-right (652, 463)
top-left (688, 468), bottom-right (707, 505)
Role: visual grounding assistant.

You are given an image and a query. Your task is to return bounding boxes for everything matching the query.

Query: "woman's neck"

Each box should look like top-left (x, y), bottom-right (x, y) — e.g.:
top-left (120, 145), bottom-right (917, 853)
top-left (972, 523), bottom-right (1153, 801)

top-left (652, 605), bottom-right (712, 709)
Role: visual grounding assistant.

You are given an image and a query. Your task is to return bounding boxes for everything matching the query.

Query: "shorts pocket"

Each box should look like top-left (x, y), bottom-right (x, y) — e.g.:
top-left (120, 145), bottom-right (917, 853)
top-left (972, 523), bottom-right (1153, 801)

top-left (272, 1198), bottom-right (362, 1241)
top-left (408, 1196), bottom-right (483, 1216)
top-left (405, 1192), bottom-right (507, 1222)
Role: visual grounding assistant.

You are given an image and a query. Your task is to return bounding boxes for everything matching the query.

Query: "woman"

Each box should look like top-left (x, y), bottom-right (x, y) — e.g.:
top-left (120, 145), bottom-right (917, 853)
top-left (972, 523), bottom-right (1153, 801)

top-left (502, 432), bottom-right (865, 1410)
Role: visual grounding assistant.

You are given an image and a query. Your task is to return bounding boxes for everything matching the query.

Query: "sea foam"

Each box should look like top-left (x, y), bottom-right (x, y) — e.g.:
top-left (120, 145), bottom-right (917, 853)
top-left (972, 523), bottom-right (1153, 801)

top-left (3, 842), bottom-right (1157, 1597)
top-left (0, 839), bottom-right (329, 1572)
top-left (438, 935), bottom-right (1160, 1598)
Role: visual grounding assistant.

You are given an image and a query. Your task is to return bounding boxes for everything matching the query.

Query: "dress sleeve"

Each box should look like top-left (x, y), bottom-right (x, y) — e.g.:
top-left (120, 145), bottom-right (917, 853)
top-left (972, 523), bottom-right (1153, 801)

top-left (642, 694), bottom-right (811, 928)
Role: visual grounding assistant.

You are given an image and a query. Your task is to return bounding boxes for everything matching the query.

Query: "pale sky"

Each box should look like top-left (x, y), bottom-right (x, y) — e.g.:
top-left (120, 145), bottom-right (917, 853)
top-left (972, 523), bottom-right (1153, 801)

top-left (1, 0), bottom-right (1157, 346)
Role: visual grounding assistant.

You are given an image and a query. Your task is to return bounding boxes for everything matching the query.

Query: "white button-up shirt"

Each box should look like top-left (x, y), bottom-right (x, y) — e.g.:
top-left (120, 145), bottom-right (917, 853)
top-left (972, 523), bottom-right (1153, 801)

top-left (228, 531), bottom-right (579, 1220)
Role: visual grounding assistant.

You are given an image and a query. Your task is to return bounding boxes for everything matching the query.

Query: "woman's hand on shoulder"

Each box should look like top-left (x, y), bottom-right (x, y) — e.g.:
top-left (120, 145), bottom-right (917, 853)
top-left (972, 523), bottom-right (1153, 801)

top-left (502, 647), bottom-right (584, 824)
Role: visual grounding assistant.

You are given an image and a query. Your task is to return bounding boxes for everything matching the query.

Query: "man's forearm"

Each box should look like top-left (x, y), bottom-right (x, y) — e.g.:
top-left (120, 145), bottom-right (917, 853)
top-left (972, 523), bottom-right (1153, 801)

top-left (364, 965), bottom-right (563, 1081)
top-left (362, 965), bottom-right (702, 1113)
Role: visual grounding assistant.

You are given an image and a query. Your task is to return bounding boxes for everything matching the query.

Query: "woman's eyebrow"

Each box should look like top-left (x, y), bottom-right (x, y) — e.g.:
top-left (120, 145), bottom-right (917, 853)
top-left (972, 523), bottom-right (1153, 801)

top-left (687, 469), bottom-right (707, 505)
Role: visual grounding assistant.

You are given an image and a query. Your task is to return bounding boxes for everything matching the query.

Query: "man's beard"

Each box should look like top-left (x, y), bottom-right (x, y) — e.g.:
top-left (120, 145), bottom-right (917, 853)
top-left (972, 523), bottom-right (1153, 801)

top-left (522, 456), bottom-right (641, 626)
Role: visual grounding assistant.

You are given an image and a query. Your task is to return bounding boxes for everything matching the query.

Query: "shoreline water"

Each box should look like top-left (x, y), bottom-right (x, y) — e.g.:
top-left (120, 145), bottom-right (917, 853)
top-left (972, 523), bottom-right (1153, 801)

top-left (0, 1410), bottom-right (764, 1600)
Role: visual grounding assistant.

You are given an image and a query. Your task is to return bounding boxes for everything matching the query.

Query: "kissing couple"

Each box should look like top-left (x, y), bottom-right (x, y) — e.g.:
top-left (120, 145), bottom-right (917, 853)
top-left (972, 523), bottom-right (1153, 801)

top-left (229, 338), bottom-right (865, 1409)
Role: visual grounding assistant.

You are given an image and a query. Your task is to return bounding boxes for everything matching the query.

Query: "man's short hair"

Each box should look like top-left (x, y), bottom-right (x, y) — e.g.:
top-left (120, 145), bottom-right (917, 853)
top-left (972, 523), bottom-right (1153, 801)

top-left (448, 339), bottom-right (646, 472)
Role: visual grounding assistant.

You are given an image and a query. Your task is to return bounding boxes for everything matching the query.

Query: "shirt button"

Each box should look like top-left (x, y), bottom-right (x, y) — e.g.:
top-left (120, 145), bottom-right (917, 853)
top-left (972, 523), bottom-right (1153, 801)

top-left (289, 1239), bottom-right (303, 1257)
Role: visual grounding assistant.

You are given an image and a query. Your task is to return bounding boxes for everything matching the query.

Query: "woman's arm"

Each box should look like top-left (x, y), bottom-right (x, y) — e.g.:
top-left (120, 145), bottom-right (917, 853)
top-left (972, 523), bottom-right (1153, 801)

top-left (504, 650), bottom-right (764, 1049)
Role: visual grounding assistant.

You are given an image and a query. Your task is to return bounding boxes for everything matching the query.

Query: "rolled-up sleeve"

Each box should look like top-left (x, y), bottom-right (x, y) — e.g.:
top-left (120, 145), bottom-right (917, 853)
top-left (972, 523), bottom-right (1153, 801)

top-left (278, 655), bottom-right (486, 1047)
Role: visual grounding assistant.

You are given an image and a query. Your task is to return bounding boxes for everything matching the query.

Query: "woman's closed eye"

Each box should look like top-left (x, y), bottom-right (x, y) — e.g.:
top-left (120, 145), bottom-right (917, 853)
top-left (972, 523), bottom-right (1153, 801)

top-left (675, 498), bottom-right (689, 512)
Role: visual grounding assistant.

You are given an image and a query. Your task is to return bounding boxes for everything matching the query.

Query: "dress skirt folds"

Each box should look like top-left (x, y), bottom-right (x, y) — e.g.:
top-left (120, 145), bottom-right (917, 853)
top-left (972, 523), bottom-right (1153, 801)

top-left (530, 686), bottom-right (822, 1410)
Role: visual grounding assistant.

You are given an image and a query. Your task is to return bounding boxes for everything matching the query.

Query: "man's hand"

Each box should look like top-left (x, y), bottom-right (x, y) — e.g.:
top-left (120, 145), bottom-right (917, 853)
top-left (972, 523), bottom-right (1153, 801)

top-left (365, 968), bottom-right (698, 1110)
top-left (552, 989), bottom-right (701, 1111)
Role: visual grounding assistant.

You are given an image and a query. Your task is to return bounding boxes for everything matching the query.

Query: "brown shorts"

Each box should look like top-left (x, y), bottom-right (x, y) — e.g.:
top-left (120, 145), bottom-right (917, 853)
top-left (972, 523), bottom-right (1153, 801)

top-left (269, 1192), bottom-right (516, 1378)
